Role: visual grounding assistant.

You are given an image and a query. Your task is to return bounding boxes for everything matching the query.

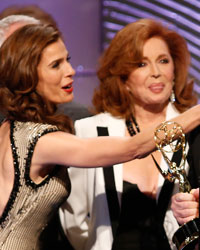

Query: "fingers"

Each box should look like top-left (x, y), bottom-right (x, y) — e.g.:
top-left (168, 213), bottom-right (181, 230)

top-left (172, 208), bottom-right (198, 224)
top-left (172, 192), bottom-right (196, 203)
top-left (190, 188), bottom-right (199, 200)
top-left (171, 192), bottom-right (199, 225)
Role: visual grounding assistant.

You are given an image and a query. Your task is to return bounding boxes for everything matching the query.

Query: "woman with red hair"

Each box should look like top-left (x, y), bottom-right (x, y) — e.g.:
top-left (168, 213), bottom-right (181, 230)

top-left (61, 19), bottom-right (200, 250)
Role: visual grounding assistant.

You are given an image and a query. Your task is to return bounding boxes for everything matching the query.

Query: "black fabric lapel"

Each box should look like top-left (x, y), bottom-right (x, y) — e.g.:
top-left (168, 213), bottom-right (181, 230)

top-left (97, 126), bottom-right (120, 238)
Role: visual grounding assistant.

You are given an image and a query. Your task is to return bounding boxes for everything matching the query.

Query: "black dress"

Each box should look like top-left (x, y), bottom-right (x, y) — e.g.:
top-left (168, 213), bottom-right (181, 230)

top-left (112, 181), bottom-right (171, 250)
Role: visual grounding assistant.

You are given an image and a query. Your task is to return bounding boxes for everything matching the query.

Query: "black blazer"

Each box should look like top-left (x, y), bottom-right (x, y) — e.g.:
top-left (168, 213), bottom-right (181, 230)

top-left (187, 125), bottom-right (200, 188)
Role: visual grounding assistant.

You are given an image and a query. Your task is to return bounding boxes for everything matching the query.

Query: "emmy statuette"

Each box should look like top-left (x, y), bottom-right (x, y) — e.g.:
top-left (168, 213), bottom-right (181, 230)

top-left (154, 121), bottom-right (199, 250)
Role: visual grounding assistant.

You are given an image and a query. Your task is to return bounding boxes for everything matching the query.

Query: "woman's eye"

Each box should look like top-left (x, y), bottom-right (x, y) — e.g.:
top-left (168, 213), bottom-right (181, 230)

top-left (160, 58), bottom-right (169, 64)
top-left (138, 62), bottom-right (146, 67)
top-left (67, 56), bottom-right (71, 62)
top-left (52, 61), bottom-right (60, 68)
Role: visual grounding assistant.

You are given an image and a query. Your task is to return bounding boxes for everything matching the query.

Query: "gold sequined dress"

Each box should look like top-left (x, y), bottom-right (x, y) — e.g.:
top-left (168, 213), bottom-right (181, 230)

top-left (0, 121), bottom-right (71, 250)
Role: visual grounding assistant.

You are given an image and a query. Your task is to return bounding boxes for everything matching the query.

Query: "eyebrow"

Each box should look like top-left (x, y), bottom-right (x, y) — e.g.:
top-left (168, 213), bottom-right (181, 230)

top-left (47, 49), bottom-right (69, 67)
top-left (48, 53), bottom-right (68, 67)
top-left (142, 53), bottom-right (170, 60)
top-left (48, 58), bottom-right (62, 67)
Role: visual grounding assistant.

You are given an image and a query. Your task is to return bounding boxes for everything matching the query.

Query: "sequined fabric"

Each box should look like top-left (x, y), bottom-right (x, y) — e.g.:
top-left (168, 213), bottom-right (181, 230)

top-left (0, 121), bottom-right (71, 250)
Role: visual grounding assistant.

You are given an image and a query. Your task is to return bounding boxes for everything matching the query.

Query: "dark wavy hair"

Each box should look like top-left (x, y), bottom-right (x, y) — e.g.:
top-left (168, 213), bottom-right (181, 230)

top-left (0, 24), bottom-right (73, 133)
top-left (93, 18), bottom-right (197, 119)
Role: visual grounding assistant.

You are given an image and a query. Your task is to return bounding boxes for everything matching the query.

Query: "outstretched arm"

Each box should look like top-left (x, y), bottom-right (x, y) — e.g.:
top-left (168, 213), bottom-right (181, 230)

top-left (34, 104), bottom-right (200, 168)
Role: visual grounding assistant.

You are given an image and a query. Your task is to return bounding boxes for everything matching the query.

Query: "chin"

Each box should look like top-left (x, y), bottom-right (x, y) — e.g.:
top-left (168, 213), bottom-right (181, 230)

top-left (63, 95), bottom-right (74, 104)
top-left (57, 94), bottom-right (74, 104)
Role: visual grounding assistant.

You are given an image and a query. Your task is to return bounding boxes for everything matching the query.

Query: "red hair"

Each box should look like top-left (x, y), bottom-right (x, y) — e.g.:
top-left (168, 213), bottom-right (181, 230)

top-left (93, 19), bottom-right (197, 119)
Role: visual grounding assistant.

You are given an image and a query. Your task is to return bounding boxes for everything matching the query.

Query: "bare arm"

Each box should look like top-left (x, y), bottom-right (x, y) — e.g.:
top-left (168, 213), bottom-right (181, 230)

top-left (33, 104), bottom-right (200, 168)
top-left (170, 105), bottom-right (200, 135)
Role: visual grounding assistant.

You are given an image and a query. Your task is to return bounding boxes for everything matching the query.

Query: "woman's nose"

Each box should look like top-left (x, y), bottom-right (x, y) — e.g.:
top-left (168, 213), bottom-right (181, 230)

top-left (150, 64), bottom-right (161, 79)
top-left (151, 74), bottom-right (161, 79)
top-left (70, 66), bottom-right (76, 76)
top-left (66, 62), bottom-right (76, 76)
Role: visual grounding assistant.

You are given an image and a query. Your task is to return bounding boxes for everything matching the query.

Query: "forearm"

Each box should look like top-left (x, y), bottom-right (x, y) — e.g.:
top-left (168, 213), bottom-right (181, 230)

top-left (35, 105), bottom-right (200, 167)
top-left (172, 105), bottom-right (200, 134)
top-left (135, 104), bottom-right (200, 159)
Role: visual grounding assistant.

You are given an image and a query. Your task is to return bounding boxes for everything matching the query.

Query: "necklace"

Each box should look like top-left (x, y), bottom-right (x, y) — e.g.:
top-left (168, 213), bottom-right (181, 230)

top-left (125, 115), bottom-right (140, 136)
top-left (126, 115), bottom-right (160, 171)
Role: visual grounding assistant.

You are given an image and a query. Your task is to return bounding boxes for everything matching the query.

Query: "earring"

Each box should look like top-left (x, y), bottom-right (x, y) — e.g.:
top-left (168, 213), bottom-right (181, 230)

top-left (170, 89), bottom-right (176, 103)
top-left (126, 85), bottom-right (131, 92)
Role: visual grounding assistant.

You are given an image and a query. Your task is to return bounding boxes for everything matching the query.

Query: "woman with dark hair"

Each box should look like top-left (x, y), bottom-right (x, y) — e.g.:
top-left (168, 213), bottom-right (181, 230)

top-left (60, 19), bottom-right (200, 250)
